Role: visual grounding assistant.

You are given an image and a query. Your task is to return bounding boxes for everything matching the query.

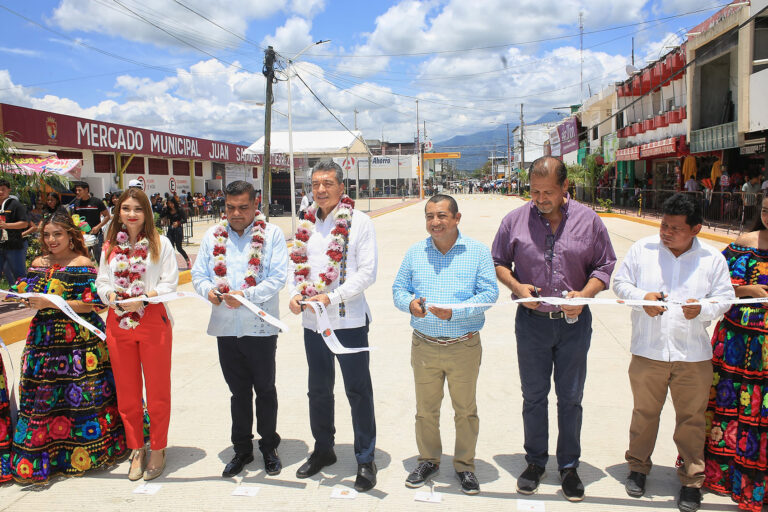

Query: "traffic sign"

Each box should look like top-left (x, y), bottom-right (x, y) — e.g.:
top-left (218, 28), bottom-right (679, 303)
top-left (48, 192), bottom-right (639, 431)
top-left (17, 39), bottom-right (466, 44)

top-left (423, 152), bottom-right (461, 160)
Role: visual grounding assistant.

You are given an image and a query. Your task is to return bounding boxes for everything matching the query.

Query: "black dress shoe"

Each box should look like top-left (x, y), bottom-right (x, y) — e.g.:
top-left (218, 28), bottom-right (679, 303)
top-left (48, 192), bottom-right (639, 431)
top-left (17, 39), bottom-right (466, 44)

top-left (222, 452), bottom-right (254, 478)
top-left (625, 471), bottom-right (646, 497)
top-left (405, 461), bottom-right (439, 488)
top-left (456, 471), bottom-right (480, 495)
top-left (560, 467), bottom-right (585, 502)
top-left (517, 463), bottom-right (545, 494)
top-left (263, 449), bottom-right (282, 476)
top-left (355, 461), bottom-right (377, 492)
top-left (296, 450), bottom-right (337, 479)
top-left (678, 486), bottom-right (702, 512)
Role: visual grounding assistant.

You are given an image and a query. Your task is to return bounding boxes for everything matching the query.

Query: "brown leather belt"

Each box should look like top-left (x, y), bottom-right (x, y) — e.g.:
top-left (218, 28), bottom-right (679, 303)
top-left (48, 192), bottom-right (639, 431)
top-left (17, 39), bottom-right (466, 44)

top-left (413, 330), bottom-right (478, 345)
top-left (527, 309), bottom-right (565, 320)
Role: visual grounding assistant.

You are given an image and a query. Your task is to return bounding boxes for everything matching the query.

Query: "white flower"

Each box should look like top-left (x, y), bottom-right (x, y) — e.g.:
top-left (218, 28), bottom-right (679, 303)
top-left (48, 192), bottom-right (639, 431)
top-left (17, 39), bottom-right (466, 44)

top-left (213, 254), bottom-right (226, 264)
top-left (115, 260), bottom-right (130, 271)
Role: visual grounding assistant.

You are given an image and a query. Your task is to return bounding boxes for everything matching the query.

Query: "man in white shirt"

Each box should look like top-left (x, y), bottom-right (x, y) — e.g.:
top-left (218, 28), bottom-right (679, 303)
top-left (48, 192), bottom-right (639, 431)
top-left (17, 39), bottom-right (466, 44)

top-left (613, 193), bottom-right (734, 512)
top-left (299, 190), bottom-right (310, 219)
top-left (288, 161), bottom-right (378, 492)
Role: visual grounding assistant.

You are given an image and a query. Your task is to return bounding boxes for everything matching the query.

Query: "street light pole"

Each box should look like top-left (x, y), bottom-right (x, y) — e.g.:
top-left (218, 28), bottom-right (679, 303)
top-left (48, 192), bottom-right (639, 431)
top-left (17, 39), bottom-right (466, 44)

top-left (285, 39), bottom-right (330, 236)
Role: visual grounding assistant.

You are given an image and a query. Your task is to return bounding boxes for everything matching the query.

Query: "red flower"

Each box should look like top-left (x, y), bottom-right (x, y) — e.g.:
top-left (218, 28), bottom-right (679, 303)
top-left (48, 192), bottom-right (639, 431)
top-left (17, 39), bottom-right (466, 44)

top-left (255, 221), bottom-right (266, 229)
top-left (81, 289), bottom-right (94, 303)
top-left (105, 406), bottom-right (118, 427)
top-left (759, 433), bottom-right (767, 466)
top-left (49, 416), bottom-right (72, 440)
top-left (213, 246), bottom-right (226, 256)
top-left (15, 458), bottom-right (33, 479)
top-left (30, 427), bottom-right (48, 447)
top-left (305, 212), bottom-right (316, 223)
top-left (290, 253), bottom-right (308, 264)
top-left (0, 419), bottom-right (7, 441)
top-left (319, 273), bottom-right (333, 285)
top-left (254, 235), bottom-right (264, 244)
top-left (98, 417), bottom-right (108, 434)
top-left (340, 196), bottom-right (355, 207)
top-left (331, 226), bottom-right (348, 237)
top-left (295, 267), bottom-right (310, 277)
top-left (244, 276), bottom-right (257, 287)
top-left (704, 459), bottom-right (723, 484)
top-left (752, 386), bottom-right (762, 416)
top-left (724, 420), bottom-right (738, 450)
top-left (218, 285), bottom-right (230, 293)
top-left (296, 232), bottom-right (310, 242)
top-left (65, 324), bottom-right (76, 343)
top-left (327, 250), bottom-right (343, 262)
top-left (248, 257), bottom-right (261, 267)
top-left (213, 265), bottom-right (227, 276)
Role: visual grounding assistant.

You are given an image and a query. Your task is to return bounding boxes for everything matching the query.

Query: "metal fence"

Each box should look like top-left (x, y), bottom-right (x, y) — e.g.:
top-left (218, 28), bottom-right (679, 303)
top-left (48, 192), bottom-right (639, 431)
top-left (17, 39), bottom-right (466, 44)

top-left (575, 186), bottom-right (762, 234)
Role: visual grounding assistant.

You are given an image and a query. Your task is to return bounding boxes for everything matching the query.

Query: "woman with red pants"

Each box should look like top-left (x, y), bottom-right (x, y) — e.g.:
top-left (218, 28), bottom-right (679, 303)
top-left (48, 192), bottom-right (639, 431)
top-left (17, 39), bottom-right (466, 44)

top-left (96, 188), bottom-right (178, 481)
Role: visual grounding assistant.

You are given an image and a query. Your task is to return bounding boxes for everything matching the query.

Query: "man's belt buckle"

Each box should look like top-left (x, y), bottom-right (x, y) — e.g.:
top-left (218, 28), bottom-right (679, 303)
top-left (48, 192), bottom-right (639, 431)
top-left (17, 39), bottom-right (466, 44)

top-left (548, 311), bottom-right (563, 320)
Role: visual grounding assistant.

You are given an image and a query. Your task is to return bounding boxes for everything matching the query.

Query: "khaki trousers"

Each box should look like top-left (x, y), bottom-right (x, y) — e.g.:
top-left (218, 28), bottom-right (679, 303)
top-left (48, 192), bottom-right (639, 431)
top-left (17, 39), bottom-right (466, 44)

top-left (411, 332), bottom-right (481, 472)
top-left (626, 354), bottom-right (712, 487)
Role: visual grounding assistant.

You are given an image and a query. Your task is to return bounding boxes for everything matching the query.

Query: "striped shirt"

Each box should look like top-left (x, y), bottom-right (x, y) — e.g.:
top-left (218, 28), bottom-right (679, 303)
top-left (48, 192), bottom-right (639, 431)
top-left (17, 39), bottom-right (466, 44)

top-left (392, 232), bottom-right (499, 338)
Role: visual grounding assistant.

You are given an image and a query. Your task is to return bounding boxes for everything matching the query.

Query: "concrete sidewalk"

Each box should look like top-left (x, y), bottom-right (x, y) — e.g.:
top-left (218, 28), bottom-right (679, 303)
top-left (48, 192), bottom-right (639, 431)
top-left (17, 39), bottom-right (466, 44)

top-left (0, 195), bottom-right (738, 511)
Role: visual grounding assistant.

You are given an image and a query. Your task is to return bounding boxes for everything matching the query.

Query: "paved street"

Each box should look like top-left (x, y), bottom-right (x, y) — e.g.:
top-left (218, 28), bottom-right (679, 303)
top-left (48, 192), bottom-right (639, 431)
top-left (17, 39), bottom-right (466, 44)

top-left (0, 195), bottom-right (738, 511)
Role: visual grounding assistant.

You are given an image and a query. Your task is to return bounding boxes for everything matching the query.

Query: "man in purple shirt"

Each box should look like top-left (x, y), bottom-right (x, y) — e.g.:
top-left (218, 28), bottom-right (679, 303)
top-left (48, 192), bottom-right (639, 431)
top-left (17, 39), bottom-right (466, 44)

top-left (492, 156), bottom-right (616, 502)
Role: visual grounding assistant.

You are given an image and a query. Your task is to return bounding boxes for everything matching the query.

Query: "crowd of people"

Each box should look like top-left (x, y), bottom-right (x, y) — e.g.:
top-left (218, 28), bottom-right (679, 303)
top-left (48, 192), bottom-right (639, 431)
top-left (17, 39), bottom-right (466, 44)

top-left (0, 158), bottom-right (766, 512)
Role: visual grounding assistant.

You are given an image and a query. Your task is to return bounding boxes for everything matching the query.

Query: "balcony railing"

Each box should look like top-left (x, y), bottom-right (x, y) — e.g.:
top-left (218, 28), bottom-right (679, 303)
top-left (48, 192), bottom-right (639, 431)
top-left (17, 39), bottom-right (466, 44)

top-left (690, 121), bottom-right (738, 153)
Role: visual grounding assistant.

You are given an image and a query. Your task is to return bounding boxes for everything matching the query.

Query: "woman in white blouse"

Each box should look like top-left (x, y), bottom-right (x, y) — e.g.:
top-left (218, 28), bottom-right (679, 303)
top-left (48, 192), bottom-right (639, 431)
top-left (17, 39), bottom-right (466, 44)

top-left (96, 188), bottom-right (178, 482)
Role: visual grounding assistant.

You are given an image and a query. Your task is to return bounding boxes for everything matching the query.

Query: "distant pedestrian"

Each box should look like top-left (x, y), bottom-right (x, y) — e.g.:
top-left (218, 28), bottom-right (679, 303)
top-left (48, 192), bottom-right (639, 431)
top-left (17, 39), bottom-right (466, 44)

top-left (161, 197), bottom-right (191, 269)
top-left (299, 190), bottom-right (310, 220)
top-left (0, 179), bottom-right (29, 285)
top-left (71, 181), bottom-right (110, 262)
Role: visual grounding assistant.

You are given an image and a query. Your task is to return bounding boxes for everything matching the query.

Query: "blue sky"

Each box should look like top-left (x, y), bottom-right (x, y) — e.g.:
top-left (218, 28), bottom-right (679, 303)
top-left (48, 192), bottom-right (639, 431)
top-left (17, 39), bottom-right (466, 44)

top-left (0, 0), bottom-right (727, 145)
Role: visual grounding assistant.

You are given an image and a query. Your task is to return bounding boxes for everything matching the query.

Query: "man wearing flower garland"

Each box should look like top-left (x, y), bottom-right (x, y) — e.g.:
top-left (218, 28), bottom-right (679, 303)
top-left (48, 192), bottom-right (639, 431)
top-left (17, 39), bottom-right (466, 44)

top-left (191, 180), bottom-right (288, 479)
top-left (392, 194), bottom-right (498, 495)
top-left (288, 160), bottom-right (379, 492)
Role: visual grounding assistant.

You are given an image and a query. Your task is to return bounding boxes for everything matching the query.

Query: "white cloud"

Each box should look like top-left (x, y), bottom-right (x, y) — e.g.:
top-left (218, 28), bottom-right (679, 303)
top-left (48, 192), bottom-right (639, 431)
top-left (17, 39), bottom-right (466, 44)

top-left (50, 0), bottom-right (287, 49)
top-left (0, 47), bottom-right (42, 58)
top-left (289, 0), bottom-right (326, 18)
top-left (261, 17), bottom-right (313, 56)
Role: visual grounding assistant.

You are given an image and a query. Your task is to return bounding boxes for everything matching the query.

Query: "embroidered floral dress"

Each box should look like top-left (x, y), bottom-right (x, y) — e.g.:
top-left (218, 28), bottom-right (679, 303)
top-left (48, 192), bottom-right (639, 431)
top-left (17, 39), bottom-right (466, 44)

top-left (0, 351), bottom-right (10, 483)
top-left (9, 265), bottom-right (128, 483)
top-left (705, 244), bottom-right (768, 511)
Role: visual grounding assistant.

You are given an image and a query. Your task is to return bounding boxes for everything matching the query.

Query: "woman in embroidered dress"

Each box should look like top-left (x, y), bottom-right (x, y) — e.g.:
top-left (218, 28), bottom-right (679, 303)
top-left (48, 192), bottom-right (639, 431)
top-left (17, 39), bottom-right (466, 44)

top-left (0, 344), bottom-right (11, 483)
top-left (96, 188), bottom-right (178, 481)
top-left (704, 195), bottom-right (768, 511)
top-left (5, 212), bottom-right (127, 484)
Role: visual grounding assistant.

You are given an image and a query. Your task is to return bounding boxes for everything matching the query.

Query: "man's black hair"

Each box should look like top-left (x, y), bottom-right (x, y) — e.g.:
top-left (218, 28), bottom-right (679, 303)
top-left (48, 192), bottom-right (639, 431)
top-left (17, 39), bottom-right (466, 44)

top-left (662, 193), bottom-right (702, 227)
top-left (529, 156), bottom-right (568, 185)
top-left (0, 179), bottom-right (9, 188)
top-left (224, 180), bottom-right (256, 200)
top-left (74, 181), bottom-right (89, 190)
top-left (426, 194), bottom-right (459, 215)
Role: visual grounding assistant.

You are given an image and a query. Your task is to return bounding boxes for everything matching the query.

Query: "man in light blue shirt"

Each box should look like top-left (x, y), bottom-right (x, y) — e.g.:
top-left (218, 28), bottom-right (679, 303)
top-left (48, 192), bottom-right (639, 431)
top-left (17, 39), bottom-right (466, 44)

top-left (191, 180), bottom-right (288, 479)
top-left (392, 194), bottom-right (498, 495)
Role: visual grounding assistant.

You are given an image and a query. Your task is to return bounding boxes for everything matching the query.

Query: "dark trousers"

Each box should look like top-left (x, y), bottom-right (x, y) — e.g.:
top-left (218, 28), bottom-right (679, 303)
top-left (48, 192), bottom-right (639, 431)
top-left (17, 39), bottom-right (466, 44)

top-left (167, 226), bottom-right (189, 261)
top-left (515, 306), bottom-right (593, 469)
top-left (0, 247), bottom-right (25, 285)
top-left (217, 335), bottom-right (280, 456)
top-left (304, 323), bottom-right (376, 464)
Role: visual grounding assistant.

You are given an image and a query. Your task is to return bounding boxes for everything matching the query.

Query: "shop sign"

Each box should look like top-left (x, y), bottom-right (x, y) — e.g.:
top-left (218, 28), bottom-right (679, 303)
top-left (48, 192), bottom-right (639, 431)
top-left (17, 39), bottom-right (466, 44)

top-left (557, 117), bottom-right (580, 155)
top-left (640, 137), bottom-right (678, 158)
top-left (616, 146), bottom-right (639, 161)
top-left (549, 127), bottom-right (562, 157)
top-left (603, 133), bottom-right (619, 163)
top-left (740, 142), bottom-right (766, 155)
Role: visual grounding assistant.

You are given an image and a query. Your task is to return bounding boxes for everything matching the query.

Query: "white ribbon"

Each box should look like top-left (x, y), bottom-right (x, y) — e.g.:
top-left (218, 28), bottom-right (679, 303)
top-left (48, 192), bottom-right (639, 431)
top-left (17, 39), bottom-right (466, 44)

top-left (427, 295), bottom-right (768, 309)
top-left (0, 336), bottom-right (17, 427)
top-left (117, 291), bottom-right (289, 333)
top-left (302, 301), bottom-right (371, 355)
top-left (0, 289), bottom-right (106, 340)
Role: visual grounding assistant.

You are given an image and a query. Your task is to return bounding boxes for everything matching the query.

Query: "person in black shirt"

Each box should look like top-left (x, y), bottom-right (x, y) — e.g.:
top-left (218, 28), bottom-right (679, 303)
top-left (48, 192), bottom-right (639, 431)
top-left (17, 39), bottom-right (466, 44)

top-left (71, 182), bottom-right (110, 262)
top-left (0, 179), bottom-right (29, 285)
top-left (161, 196), bottom-right (190, 268)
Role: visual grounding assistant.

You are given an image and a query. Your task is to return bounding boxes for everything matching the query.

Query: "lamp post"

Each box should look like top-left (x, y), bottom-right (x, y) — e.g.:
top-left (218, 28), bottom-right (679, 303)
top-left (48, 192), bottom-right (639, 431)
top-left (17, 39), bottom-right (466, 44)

top-left (284, 39), bottom-right (330, 236)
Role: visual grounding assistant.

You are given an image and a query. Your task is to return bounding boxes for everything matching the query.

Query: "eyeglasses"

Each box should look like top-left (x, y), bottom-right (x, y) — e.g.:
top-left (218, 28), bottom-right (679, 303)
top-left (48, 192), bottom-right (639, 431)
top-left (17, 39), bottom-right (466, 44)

top-left (545, 234), bottom-right (555, 262)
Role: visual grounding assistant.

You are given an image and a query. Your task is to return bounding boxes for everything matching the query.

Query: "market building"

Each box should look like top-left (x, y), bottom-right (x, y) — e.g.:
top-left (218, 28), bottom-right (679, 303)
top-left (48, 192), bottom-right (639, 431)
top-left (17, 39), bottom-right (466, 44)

top-left (0, 102), bottom-right (275, 198)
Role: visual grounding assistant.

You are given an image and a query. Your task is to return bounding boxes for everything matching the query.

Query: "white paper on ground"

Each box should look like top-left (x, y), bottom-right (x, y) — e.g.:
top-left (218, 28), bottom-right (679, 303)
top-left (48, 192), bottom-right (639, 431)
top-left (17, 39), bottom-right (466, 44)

top-left (414, 491), bottom-right (442, 503)
top-left (231, 486), bottom-right (260, 497)
top-left (517, 499), bottom-right (546, 511)
top-left (132, 483), bottom-right (162, 495)
top-left (330, 487), bottom-right (358, 499)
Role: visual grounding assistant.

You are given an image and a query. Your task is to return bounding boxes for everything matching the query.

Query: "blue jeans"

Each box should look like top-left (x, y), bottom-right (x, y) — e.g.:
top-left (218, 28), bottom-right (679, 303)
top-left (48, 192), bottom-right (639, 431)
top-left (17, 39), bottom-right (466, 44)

top-left (515, 306), bottom-right (592, 469)
top-left (303, 322), bottom-right (376, 464)
top-left (0, 247), bottom-right (26, 285)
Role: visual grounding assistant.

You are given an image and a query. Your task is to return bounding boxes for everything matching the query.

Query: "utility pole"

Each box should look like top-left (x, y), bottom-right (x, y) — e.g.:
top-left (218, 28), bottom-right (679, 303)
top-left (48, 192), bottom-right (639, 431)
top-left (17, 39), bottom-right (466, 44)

top-left (354, 108), bottom-right (359, 130)
top-left (262, 46), bottom-right (275, 221)
top-left (520, 103), bottom-right (525, 173)
top-left (416, 100), bottom-right (423, 199)
top-left (579, 12), bottom-right (584, 103)
top-left (506, 123), bottom-right (511, 180)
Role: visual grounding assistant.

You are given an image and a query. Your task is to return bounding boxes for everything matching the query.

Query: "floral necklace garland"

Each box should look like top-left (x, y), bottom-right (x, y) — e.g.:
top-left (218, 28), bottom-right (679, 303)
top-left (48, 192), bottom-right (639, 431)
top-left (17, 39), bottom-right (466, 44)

top-left (212, 210), bottom-right (267, 293)
top-left (290, 195), bottom-right (354, 304)
top-left (112, 229), bottom-right (149, 330)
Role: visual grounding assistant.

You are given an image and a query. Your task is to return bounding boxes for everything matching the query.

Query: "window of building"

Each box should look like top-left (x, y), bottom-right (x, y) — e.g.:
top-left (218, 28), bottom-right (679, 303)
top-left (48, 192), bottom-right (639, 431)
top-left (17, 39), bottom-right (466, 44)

top-left (121, 155), bottom-right (145, 174)
top-left (148, 158), bottom-right (169, 175)
top-left (172, 160), bottom-right (189, 176)
top-left (93, 153), bottom-right (115, 174)
top-left (754, 17), bottom-right (768, 73)
top-left (195, 161), bottom-right (203, 177)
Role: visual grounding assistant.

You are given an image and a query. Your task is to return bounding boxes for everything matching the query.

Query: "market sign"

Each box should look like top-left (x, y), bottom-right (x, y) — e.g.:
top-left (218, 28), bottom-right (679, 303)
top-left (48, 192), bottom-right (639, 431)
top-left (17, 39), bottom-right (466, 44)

top-left (1, 156), bottom-right (82, 178)
top-left (0, 103), bottom-right (259, 165)
top-left (549, 128), bottom-right (561, 157)
top-left (741, 141), bottom-right (766, 155)
top-left (616, 146), bottom-right (639, 161)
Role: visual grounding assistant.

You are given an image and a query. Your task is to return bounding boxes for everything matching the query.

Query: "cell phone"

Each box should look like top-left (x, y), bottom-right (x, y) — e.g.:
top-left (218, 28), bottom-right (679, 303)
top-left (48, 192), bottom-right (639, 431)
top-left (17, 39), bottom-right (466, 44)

top-left (418, 297), bottom-right (427, 314)
top-left (531, 287), bottom-right (540, 298)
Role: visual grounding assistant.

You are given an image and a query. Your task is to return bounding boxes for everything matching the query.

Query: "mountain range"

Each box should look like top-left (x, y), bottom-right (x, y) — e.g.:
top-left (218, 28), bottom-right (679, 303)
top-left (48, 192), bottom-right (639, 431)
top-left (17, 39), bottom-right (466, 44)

top-left (433, 111), bottom-right (568, 171)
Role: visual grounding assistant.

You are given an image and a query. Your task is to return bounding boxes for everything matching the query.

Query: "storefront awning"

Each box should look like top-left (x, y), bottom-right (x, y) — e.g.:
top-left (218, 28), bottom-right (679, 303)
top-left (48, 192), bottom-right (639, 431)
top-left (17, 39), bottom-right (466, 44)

top-left (1, 156), bottom-right (82, 178)
top-left (640, 137), bottom-right (678, 158)
top-left (616, 146), bottom-right (639, 161)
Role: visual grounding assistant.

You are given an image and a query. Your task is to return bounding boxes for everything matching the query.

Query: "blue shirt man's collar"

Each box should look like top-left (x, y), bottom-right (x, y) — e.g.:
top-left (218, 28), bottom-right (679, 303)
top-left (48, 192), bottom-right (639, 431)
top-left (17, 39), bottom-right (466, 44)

top-left (428, 230), bottom-right (465, 253)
